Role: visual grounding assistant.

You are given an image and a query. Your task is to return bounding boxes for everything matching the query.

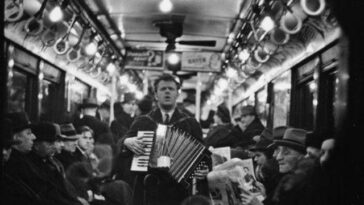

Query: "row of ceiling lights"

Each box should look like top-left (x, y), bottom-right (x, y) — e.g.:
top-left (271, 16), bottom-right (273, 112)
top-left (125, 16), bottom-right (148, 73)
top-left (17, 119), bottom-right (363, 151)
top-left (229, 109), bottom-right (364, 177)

top-left (209, 0), bottom-right (327, 107)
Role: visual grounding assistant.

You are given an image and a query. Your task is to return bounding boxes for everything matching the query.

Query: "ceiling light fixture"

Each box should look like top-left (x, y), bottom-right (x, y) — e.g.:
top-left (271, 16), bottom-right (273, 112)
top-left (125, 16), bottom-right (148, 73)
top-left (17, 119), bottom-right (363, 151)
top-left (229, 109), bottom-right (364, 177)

top-left (49, 5), bottom-right (63, 22)
top-left (167, 52), bottom-right (180, 65)
top-left (238, 49), bottom-right (250, 62)
top-left (260, 16), bottom-right (275, 32)
top-left (226, 67), bottom-right (238, 79)
top-left (85, 40), bottom-right (98, 56)
top-left (106, 62), bottom-right (116, 74)
top-left (159, 0), bottom-right (173, 13)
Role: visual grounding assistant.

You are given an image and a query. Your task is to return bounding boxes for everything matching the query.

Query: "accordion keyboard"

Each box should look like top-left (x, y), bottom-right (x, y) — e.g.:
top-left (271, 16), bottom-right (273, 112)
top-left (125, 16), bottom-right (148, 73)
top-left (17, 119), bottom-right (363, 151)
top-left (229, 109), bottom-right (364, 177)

top-left (130, 131), bottom-right (154, 172)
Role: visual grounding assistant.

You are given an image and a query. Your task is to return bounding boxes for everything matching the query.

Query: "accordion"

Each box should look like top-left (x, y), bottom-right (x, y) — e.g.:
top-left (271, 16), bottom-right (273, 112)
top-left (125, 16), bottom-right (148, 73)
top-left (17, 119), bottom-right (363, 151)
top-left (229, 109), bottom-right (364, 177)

top-left (131, 124), bottom-right (211, 187)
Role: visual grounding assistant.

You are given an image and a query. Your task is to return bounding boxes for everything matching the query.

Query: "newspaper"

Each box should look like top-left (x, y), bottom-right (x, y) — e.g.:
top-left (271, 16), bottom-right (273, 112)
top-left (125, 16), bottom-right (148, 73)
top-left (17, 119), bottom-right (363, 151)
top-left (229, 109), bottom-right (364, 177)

top-left (207, 158), bottom-right (264, 205)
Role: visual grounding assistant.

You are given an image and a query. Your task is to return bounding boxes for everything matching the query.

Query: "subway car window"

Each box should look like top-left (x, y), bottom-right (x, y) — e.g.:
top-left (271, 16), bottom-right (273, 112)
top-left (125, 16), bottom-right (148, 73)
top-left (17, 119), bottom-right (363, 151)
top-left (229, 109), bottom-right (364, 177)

top-left (8, 69), bottom-right (27, 112)
top-left (272, 70), bottom-right (291, 128)
top-left (255, 86), bottom-right (268, 127)
top-left (3, 0), bottom-right (364, 205)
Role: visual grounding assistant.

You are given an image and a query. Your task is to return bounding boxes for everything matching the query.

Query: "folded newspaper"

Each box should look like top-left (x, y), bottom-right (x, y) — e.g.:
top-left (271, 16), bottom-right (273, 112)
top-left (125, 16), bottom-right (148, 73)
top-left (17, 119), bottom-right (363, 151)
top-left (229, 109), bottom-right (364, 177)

top-left (207, 158), bottom-right (265, 205)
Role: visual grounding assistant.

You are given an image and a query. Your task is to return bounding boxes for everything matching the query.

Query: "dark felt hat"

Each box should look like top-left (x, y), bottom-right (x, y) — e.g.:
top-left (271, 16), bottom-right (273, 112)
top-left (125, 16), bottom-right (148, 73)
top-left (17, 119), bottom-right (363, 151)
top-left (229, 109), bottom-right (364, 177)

top-left (273, 126), bottom-right (288, 140)
top-left (99, 100), bottom-right (110, 110)
top-left (216, 104), bottom-right (231, 123)
top-left (267, 126), bottom-right (288, 149)
top-left (273, 128), bottom-right (307, 153)
top-left (260, 128), bottom-right (273, 140)
top-left (6, 112), bottom-right (32, 133)
top-left (79, 98), bottom-right (98, 109)
top-left (137, 95), bottom-right (153, 113)
top-left (121, 92), bottom-right (136, 104)
top-left (240, 105), bottom-right (256, 116)
top-left (249, 139), bottom-right (273, 151)
top-left (3, 119), bottom-right (20, 148)
top-left (32, 122), bottom-right (62, 142)
top-left (59, 123), bottom-right (79, 141)
top-left (305, 131), bottom-right (323, 149)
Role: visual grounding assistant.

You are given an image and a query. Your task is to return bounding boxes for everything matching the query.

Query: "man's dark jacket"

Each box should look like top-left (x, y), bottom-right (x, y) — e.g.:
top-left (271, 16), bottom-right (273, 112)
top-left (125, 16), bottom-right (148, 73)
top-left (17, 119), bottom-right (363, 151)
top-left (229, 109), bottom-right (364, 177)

top-left (5, 149), bottom-right (81, 205)
top-left (218, 118), bottom-right (264, 148)
top-left (119, 108), bottom-right (204, 205)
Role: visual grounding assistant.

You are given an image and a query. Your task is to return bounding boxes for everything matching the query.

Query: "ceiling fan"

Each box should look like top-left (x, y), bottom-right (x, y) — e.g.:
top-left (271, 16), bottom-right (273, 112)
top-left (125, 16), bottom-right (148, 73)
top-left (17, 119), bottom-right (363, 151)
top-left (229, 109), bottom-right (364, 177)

top-left (126, 20), bottom-right (216, 51)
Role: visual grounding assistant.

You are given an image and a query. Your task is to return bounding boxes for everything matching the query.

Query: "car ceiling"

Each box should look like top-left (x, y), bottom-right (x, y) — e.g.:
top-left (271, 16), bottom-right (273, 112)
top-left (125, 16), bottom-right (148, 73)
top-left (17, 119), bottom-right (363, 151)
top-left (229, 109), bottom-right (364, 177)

top-left (4, 0), bottom-right (339, 106)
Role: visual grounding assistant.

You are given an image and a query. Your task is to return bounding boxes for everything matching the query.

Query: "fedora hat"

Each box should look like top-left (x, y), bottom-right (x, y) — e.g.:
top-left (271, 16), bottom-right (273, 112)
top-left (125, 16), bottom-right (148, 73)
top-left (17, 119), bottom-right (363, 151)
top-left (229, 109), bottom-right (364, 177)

top-left (305, 131), bottom-right (323, 149)
top-left (6, 112), bottom-right (32, 133)
top-left (267, 126), bottom-right (288, 149)
top-left (273, 126), bottom-right (288, 140)
top-left (121, 92), bottom-right (136, 104)
top-left (273, 128), bottom-right (307, 153)
top-left (260, 128), bottom-right (273, 140)
top-left (60, 123), bottom-right (79, 141)
top-left (79, 97), bottom-right (98, 109)
top-left (99, 100), bottom-right (111, 110)
top-left (32, 122), bottom-right (62, 143)
top-left (216, 104), bottom-right (231, 123)
top-left (240, 105), bottom-right (256, 116)
top-left (249, 139), bottom-right (273, 152)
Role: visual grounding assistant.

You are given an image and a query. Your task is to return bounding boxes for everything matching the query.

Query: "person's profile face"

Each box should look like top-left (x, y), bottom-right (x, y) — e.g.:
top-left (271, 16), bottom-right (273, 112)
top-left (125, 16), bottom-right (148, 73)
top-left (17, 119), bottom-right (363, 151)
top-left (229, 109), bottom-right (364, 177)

top-left (63, 140), bottom-right (78, 152)
top-left (14, 128), bottom-right (36, 153)
top-left (275, 146), bottom-right (303, 173)
top-left (122, 101), bottom-right (135, 115)
top-left (254, 151), bottom-right (267, 166)
top-left (155, 80), bottom-right (179, 109)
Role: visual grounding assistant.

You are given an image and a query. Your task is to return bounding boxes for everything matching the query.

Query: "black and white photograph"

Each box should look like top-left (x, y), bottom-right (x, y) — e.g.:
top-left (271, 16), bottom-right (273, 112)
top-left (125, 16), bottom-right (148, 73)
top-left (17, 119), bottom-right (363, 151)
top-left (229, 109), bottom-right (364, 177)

top-left (1, 1), bottom-right (364, 205)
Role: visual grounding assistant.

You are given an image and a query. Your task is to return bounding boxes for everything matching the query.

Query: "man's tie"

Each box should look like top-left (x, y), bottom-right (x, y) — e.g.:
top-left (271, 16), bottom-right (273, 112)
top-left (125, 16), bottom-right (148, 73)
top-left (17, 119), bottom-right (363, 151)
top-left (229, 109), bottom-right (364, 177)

top-left (164, 114), bottom-right (170, 124)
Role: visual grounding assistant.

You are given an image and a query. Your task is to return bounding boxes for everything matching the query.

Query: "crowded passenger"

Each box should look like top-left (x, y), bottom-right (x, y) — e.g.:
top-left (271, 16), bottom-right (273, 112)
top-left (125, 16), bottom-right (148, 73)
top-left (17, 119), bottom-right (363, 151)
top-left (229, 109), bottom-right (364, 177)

top-left (2, 115), bottom-right (44, 205)
top-left (97, 100), bottom-right (111, 125)
top-left (218, 105), bottom-right (265, 149)
top-left (74, 98), bottom-right (114, 147)
top-left (30, 122), bottom-right (86, 205)
top-left (119, 74), bottom-right (209, 205)
top-left (204, 103), bottom-right (233, 148)
top-left (110, 92), bottom-right (136, 143)
top-left (55, 123), bottom-right (80, 169)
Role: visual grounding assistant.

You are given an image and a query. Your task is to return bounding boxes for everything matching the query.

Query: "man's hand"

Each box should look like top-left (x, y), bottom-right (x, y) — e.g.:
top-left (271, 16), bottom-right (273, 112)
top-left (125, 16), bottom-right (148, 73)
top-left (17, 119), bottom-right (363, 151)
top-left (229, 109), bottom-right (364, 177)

top-left (124, 135), bottom-right (145, 155)
top-left (77, 196), bottom-right (90, 205)
top-left (240, 187), bottom-right (263, 205)
top-left (193, 164), bottom-right (209, 180)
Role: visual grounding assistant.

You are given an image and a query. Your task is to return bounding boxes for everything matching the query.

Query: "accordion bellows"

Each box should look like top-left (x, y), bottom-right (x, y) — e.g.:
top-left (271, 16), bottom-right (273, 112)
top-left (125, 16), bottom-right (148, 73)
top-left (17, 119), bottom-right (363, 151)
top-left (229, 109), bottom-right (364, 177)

top-left (131, 124), bottom-right (211, 186)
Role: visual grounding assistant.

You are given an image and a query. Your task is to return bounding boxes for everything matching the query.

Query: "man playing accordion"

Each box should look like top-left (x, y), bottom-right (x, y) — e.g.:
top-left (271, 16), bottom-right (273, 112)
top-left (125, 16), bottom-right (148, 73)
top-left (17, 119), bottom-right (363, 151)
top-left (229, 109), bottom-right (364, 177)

top-left (119, 74), bottom-right (210, 205)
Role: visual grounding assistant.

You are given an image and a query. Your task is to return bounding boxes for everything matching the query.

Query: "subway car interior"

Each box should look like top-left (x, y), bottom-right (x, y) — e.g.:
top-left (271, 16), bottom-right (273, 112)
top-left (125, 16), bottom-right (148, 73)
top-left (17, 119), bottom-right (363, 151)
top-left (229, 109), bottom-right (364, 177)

top-left (1, 0), bottom-right (363, 205)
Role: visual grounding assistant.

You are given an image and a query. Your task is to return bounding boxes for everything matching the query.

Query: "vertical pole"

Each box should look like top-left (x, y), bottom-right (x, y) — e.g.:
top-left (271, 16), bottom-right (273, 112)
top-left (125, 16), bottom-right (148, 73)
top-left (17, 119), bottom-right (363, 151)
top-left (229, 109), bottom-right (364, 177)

top-left (192, 72), bottom-right (202, 195)
top-left (195, 72), bottom-right (202, 122)
top-left (110, 75), bottom-right (117, 125)
top-left (143, 71), bottom-right (149, 95)
top-left (228, 80), bottom-right (233, 116)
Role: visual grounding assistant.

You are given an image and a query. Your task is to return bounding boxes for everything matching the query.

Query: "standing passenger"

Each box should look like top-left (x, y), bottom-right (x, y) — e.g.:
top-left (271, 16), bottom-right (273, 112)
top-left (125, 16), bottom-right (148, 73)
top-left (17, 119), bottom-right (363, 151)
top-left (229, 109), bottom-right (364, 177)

top-left (110, 92), bottom-right (136, 143)
top-left (74, 98), bottom-right (114, 147)
top-left (119, 74), bottom-right (208, 205)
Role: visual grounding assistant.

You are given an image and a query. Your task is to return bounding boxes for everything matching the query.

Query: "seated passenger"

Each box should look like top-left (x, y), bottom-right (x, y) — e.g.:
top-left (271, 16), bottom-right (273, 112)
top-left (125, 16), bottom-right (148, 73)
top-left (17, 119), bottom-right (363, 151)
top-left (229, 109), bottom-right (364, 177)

top-left (30, 122), bottom-right (85, 205)
top-left (240, 128), bottom-right (309, 205)
top-left (204, 103), bottom-right (233, 148)
top-left (55, 123), bottom-right (80, 169)
top-left (2, 114), bottom-right (44, 205)
top-left (218, 105), bottom-right (265, 149)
